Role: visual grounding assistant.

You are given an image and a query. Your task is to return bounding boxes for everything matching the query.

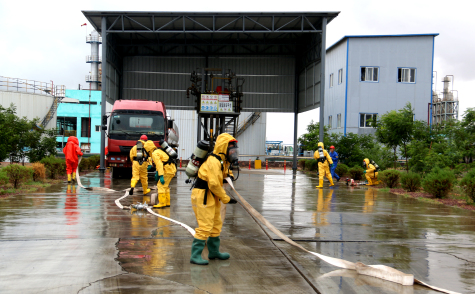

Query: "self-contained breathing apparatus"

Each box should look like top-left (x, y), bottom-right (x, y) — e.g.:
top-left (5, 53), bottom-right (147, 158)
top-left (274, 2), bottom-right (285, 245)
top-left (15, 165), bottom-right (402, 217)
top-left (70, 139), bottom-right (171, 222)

top-left (185, 139), bottom-right (240, 206)
top-left (185, 140), bottom-right (240, 184)
top-left (317, 146), bottom-right (326, 163)
top-left (370, 159), bottom-right (380, 171)
top-left (134, 140), bottom-right (149, 164)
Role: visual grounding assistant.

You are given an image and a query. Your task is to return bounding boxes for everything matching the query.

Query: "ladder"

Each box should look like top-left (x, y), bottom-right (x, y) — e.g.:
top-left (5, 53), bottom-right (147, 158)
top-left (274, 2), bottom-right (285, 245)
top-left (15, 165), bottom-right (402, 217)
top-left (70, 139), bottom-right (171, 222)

top-left (236, 112), bottom-right (261, 138)
top-left (40, 85), bottom-right (65, 128)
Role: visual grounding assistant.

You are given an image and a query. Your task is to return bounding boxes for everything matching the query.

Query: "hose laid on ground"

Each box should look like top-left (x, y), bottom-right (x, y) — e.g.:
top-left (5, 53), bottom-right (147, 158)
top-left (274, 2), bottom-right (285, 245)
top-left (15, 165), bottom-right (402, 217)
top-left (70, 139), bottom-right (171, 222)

top-left (75, 158), bottom-right (116, 192)
top-left (88, 168), bottom-right (458, 294)
top-left (223, 178), bottom-right (459, 294)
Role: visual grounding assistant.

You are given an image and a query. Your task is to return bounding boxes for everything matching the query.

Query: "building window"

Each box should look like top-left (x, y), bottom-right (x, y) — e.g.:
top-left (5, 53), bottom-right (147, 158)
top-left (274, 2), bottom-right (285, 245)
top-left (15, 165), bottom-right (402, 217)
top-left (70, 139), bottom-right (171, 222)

top-left (398, 68), bottom-right (416, 83)
top-left (361, 67), bottom-right (379, 82)
top-left (360, 113), bottom-right (377, 128)
top-left (81, 117), bottom-right (91, 138)
top-left (337, 114), bottom-right (342, 128)
top-left (328, 115), bottom-right (332, 129)
top-left (95, 125), bottom-right (100, 132)
top-left (57, 116), bottom-right (77, 137)
top-left (329, 73), bottom-right (334, 88)
top-left (338, 69), bottom-right (343, 84)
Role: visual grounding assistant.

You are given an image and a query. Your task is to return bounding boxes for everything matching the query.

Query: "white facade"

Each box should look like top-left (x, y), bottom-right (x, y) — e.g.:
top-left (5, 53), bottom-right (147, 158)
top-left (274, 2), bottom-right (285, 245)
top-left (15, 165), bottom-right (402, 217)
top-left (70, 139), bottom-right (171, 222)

top-left (0, 91), bottom-right (56, 129)
top-left (167, 110), bottom-right (266, 162)
top-left (324, 34), bottom-right (437, 135)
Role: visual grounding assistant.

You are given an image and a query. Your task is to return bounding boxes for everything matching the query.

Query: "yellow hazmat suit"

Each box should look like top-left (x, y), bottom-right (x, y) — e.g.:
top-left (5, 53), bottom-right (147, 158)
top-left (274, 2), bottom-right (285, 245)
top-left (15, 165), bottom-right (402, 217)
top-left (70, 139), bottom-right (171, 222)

top-left (364, 158), bottom-right (379, 186)
top-left (190, 133), bottom-right (237, 265)
top-left (145, 140), bottom-right (177, 208)
top-left (314, 142), bottom-right (334, 188)
top-left (129, 140), bottom-right (151, 195)
top-left (191, 133), bottom-right (235, 240)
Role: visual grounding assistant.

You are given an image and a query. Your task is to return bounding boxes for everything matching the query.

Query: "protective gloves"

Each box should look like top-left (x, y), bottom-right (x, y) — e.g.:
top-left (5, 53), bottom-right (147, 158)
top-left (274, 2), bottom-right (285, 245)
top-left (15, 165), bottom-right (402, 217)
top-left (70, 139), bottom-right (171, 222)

top-left (227, 198), bottom-right (237, 204)
top-left (223, 176), bottom-right (235, 184)
top-left (147, 165), bottom-right (152, 171)
top-left (363, 170), bottom-right (367, 174)
top-left (159, 175), bottom-right (165, 185)
top-left (155, 171), bottom-right (159, 181)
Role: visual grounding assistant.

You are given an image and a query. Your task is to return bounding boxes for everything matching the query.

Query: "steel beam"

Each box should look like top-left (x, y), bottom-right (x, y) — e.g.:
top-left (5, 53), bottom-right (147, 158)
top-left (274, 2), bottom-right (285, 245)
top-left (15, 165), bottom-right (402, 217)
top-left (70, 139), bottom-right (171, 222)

top-left (100, 16), bottom-right (107, 172)
top-left (319, 17), bottom-right (327, 142)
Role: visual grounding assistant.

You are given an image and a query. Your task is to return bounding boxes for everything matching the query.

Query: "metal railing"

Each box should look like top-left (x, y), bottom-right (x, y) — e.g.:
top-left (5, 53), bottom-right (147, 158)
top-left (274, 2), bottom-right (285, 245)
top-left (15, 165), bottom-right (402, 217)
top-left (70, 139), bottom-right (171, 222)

top-left (86, 55), bottom-right (102, 63)
top-left (0, 76), bottom-right (65, 97)
top-left (86, 75), bottom-right (102, 82)
top-left (86, 35), bottom-right (102, 43)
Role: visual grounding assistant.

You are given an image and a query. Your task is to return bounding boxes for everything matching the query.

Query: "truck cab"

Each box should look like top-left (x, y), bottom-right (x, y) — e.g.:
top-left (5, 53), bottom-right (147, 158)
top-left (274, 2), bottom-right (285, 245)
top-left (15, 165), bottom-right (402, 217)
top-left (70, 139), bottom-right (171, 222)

top-left (107, 100), bottom-right (168, 178)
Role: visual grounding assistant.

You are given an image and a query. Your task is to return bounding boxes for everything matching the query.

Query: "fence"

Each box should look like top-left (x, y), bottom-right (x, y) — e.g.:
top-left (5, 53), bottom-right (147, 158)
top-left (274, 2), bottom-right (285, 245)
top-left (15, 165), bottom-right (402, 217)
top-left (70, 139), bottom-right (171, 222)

top-left (0, 76), bottom-right (65, 97)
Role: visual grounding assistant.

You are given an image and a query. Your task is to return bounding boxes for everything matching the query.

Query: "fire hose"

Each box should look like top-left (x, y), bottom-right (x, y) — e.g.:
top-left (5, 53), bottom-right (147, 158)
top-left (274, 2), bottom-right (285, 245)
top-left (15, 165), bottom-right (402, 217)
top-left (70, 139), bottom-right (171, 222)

top-left (75, 166), bottom-right (459, 294)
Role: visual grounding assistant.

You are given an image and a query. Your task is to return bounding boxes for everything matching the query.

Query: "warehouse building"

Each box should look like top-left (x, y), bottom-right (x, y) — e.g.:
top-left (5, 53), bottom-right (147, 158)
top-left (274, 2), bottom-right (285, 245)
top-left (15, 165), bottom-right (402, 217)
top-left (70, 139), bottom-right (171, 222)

top-left (324, 34), bottom-right (437, 135)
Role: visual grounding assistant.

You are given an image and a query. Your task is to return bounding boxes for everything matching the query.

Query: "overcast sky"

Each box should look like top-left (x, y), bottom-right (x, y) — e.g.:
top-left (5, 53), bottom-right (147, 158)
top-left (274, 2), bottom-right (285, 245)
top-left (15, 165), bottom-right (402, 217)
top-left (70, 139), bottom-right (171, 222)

top-left (1, 0), bottom-right (473, 145)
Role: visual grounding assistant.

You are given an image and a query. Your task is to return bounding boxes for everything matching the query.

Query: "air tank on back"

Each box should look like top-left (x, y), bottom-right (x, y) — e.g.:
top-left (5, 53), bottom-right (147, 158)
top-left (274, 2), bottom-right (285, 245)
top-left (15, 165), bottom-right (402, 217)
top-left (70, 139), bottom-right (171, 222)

top-left (185, 140), bottom-right (210, 179)
top-left (159, 140), bottom-right (178, 159)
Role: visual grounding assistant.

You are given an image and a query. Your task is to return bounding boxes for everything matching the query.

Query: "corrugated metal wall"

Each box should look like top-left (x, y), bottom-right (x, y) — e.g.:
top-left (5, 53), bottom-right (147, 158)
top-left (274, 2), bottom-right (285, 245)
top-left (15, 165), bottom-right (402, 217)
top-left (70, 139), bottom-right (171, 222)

top-left (167, 109), bottom-right (266, 162)
top-left (298, 61), bottom-right (322, 113)
top-left (0, 90), bottom-right (56, 129)
top-left (105, 61), bottom-right (120, 102)
top-left (122, 56), bottom-right (295, 112)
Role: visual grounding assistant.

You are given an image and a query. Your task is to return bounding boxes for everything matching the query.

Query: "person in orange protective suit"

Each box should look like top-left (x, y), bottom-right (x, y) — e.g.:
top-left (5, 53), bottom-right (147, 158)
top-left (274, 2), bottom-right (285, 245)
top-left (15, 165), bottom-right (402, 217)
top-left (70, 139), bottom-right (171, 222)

top-left (190, 133), bottom-right (239, 265)
top-left (63, 136), bottom-right (83, 183)
top-left (314, 142), bottom-right (334, 188)
top-left (129, 135), bottom-right (151, 196)
top-left (363, 158), bottom-right (380, 186)
top-left (144, 140), bottom-right (176, 209)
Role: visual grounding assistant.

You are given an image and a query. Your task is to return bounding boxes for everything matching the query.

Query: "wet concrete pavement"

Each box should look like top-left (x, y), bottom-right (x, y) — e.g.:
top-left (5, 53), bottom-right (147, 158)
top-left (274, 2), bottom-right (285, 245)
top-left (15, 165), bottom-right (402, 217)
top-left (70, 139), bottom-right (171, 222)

top-left (0, 170), bottom-right (474, 293)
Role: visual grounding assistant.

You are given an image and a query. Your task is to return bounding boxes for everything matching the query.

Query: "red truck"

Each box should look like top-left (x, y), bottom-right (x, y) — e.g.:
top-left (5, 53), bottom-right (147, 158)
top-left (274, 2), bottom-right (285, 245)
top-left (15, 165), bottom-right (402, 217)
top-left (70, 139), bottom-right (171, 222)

top-left (107, 100), bottom-right (170, 179)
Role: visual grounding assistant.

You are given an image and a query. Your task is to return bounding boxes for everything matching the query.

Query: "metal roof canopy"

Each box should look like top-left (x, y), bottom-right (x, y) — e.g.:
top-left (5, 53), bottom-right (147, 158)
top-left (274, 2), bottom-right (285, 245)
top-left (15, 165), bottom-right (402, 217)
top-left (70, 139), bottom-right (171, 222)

top-left (83, 11), bottom-right (339, 170)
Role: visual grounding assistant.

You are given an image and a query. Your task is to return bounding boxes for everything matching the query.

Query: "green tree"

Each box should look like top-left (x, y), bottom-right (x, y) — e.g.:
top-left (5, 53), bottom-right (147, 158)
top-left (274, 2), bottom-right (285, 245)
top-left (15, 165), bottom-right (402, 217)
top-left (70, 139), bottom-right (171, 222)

top-left (374, 102), bottom-right (415, 171)
top-left (298, 121), bottom-right (330, 152)
top-left (26, 129), bottom-right (58, 163)
top-left (0, 104), bottom-right (58, 163)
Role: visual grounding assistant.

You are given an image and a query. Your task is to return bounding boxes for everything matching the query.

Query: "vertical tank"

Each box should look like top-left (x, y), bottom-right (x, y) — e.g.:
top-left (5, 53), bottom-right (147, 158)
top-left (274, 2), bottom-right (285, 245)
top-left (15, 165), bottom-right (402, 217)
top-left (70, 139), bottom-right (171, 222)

top-left (86, 30), bottom-right (102, 90)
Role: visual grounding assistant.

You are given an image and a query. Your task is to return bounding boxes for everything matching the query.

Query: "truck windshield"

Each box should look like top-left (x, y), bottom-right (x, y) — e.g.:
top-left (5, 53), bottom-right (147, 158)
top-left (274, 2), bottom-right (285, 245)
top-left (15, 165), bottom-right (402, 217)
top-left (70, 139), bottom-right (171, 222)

top-left (109, 112), bottom-right (165, 139)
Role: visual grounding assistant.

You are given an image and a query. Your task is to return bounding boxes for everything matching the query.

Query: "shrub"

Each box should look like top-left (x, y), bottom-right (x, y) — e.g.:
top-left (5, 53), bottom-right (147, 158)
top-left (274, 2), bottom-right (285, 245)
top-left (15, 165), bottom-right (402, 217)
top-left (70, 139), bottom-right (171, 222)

top-left (299, 159), bottom-right (306, 170)
top-left (400, 172), bottom-right (422, 192)
top-left (422, 167), bottom-right (456, 198)
top-left (305, 159), bottom-right (319, 171)
top-left (379, 170), bottom-right (401, 188)
top-left (88, 155), bottom-right (100, 169)
top-left (335, 163), bottom-right (349, 176)
top-left (78, 157), bottom-right (90, 172)
top-left (40, 156), bottom-right (66, 179)
top-left (31, 162), bottom-right (46, 182)
top-left (460, 169), bottom-right (475, 202)
top-left (4, 164), bottom-right (33, 188)
top-left (0, 168), bottom-right (8, 186)
top-left (349, 166), bottom-right (364, 180)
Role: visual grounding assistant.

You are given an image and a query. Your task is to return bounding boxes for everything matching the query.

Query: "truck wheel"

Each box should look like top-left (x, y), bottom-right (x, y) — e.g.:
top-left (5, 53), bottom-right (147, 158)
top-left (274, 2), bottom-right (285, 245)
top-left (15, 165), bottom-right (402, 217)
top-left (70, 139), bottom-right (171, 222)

top-left (111, 167), bottom-right (120, 179)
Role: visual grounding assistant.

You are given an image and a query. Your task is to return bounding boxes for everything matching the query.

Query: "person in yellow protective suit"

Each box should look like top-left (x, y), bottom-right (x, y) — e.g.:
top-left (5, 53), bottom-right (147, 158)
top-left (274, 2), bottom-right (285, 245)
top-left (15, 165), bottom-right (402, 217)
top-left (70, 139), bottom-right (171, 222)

top-left (363, 158), bottom-right (380, 186)
top-left (129, 135), bottom-right (151, 196)
top-left (190, 133), bottom-right (239, 265)
top-left (314, 142), bottom-right (334, 188)
top-left (144, 140), bottom-right (177, 209)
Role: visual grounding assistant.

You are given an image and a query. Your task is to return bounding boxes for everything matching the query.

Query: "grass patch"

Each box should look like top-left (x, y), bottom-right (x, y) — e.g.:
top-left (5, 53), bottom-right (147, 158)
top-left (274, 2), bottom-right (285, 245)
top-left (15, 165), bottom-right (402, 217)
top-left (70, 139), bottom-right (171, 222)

top-left (417, 197), bottom-right (441, 205)
top-left (379, 187), bottom-right (390, 192)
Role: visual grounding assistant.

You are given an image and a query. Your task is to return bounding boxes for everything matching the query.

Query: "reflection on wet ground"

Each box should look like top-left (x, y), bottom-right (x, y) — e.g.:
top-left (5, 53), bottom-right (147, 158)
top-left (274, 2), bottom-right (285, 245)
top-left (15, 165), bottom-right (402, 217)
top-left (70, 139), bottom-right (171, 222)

top-left (0, 170), bottom-right (474, 293)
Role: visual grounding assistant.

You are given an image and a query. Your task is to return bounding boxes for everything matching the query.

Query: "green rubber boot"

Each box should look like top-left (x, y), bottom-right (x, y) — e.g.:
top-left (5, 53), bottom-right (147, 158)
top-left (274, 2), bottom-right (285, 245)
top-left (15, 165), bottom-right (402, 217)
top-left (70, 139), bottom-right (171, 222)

top-left (190, 238), bottom-right (209, 265)
top-left (207, 236), bottom-right (230, 260)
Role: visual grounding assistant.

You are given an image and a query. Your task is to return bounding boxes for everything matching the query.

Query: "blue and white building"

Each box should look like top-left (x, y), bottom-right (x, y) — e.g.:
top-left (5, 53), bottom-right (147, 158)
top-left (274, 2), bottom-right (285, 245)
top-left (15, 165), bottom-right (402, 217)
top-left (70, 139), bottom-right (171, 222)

top-left (324, 34), bottom-right (438, 135)
top-left (56, 90), bottom-right (103, 153)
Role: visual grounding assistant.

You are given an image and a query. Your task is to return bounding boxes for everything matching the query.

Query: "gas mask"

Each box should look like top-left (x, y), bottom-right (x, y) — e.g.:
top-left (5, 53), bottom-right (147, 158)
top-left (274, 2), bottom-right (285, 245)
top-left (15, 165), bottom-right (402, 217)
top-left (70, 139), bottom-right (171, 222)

top-left (227, 142), bottom-right (239, 168)
top-left (362, 161), bottom-right (366, 168)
